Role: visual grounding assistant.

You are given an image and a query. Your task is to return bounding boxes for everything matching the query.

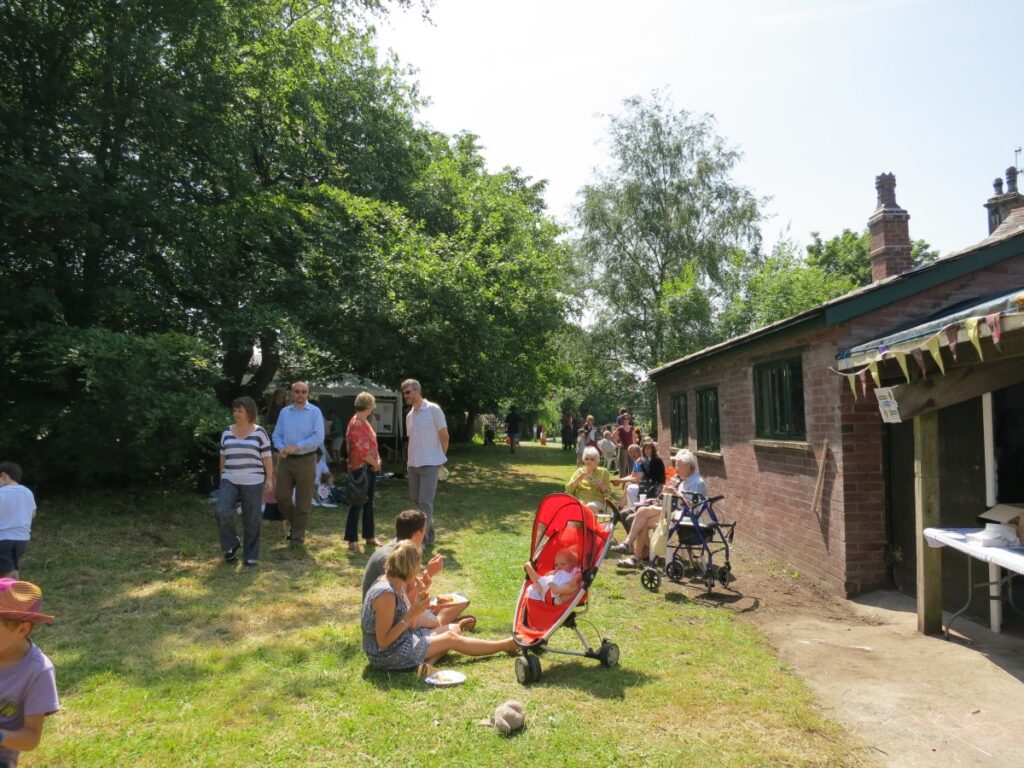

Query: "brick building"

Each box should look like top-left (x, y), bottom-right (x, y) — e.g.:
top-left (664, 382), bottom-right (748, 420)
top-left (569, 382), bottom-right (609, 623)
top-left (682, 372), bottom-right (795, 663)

top-left (650, 170), bottom-right (1024, 600)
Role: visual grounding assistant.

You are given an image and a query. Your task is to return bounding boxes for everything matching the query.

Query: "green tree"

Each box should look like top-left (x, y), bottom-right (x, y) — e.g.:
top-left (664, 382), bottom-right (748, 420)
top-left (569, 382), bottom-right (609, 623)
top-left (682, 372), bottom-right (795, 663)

top-left (721, 237), bottom-right (859, 333)
top-left (574, 91), bottom-right (763, 371)
top-left (2, 0), bottom-right (576, 482)
top-left (807, 229), bottom-right (940, 286)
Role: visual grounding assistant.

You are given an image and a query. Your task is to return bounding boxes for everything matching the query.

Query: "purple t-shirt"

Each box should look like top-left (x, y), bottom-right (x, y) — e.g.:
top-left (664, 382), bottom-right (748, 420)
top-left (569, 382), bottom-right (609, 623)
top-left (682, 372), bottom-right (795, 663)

top-left (0, 643), bottom-right (59, 767)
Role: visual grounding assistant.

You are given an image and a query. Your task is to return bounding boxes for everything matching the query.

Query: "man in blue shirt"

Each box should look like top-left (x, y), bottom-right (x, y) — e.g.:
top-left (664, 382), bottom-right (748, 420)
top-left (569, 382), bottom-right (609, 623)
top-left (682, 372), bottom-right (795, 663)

top-left (272, 382), bottom-right (324, 546)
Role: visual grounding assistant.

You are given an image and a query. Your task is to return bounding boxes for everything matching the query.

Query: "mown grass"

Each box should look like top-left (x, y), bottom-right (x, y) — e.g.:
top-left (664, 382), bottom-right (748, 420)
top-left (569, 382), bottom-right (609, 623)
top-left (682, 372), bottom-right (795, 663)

top-left (28, 443), bottom-right (866, 767)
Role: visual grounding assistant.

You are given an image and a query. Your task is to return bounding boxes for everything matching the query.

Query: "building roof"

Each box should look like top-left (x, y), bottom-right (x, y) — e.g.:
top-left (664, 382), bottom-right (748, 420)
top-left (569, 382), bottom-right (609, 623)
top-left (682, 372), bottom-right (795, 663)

top-left (649, 215), bottom-right (1024, 380)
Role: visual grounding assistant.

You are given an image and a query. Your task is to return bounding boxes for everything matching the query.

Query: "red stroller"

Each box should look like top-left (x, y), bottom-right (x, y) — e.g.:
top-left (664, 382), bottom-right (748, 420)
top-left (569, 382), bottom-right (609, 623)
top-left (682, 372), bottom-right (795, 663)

top-left (512, 493), bottom-right (620, 684)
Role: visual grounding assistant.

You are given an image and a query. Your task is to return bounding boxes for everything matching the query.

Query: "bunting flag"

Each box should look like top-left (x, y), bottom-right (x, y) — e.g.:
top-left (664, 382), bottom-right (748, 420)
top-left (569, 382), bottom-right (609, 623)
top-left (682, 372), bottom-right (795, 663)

top-left (848, 373), bottom-right (858, 400)
top-left (859, 368), bottom-right (869, 397)
top-left (869, 361), bottom-right (880, 388)
top-left (878, 343), bottom-right (889, 357)
top-left (965, 317), bottom-right (983, 360)
top-left (985, 312), bottom-right (1002, 345)
top-left (911, 348), bottom-right (928, 376)
top-left (944, 324), bottom-right (959, 360)
top-left (895, 352), bottom-right (911, 383)
top-left (924, 335), bottom-right (945, 374)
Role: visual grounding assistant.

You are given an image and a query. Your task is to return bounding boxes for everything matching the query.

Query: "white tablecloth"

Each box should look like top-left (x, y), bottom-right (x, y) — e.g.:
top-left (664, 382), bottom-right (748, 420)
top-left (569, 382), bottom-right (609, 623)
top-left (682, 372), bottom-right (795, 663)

top-left (923, 527), bottom-right (1024, 576)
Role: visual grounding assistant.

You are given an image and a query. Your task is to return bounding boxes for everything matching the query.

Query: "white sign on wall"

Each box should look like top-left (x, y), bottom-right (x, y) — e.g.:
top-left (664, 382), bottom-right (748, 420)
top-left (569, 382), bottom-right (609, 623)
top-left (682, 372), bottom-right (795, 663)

top-left (874, 386), bottom-right (902, 424)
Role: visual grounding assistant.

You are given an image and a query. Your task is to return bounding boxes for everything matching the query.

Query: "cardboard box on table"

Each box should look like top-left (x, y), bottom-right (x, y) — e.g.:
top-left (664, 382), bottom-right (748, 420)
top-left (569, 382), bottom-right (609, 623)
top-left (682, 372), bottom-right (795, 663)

top-left (978, 503), bottom-right (1024, 543)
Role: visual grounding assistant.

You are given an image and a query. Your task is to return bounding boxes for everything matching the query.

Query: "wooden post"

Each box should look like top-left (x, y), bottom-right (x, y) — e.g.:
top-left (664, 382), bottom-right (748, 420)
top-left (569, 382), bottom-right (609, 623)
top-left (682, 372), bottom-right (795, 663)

top-left (914, 411), bottom-right (942, 634)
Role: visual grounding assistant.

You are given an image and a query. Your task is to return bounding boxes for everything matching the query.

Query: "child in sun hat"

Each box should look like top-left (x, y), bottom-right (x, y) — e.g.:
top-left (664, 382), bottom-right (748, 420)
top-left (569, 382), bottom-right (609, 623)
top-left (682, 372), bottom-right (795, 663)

top-left (0, 578), bottom-right (59, 768)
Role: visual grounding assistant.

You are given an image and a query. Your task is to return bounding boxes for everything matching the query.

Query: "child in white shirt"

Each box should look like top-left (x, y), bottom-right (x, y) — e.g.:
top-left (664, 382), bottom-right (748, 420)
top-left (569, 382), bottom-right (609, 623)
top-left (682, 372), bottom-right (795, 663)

top-left (524, 549), bottom-right (582, 605)
top-left (0, 463), bottom-right (36, 579)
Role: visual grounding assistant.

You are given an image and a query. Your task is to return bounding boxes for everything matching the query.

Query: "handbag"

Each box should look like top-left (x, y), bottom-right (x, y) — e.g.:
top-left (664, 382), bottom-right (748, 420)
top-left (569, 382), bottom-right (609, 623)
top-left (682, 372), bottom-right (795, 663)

top-left (347, 465), bottom-right (370, 507)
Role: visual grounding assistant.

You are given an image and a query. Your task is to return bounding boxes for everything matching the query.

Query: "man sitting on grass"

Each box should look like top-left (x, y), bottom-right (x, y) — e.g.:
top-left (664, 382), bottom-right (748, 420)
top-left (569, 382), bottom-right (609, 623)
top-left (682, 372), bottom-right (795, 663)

top-left (361, 509), bottom-right (474, 630)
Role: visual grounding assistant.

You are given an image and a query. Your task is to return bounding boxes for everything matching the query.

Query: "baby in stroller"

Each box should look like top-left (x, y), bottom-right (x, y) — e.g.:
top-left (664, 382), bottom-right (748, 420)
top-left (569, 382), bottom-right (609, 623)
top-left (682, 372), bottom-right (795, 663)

top-left (524, 549), bottom-right (581, 605)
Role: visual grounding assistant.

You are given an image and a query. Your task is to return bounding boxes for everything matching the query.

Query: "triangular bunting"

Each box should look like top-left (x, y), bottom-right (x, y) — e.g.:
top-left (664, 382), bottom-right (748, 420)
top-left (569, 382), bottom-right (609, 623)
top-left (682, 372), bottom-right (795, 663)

top-left (869, 361), bottom-right (880, 388)
top-left (944, 324), bottom-right (959, 360)
top-left (924, 335), bottom-right (945, 374)
top-left (895, 352), bottom-right (911, 383)
top-left (911, 348), bottom-right (928, 376)
top-left (965, 317), bottom-right (983, 360)
top-left (848, 373), bottom-right (858, 400)
top-left (859, 368), bottom-right (869, 397)
top-left (985, 312), bottom-right (1002, 345)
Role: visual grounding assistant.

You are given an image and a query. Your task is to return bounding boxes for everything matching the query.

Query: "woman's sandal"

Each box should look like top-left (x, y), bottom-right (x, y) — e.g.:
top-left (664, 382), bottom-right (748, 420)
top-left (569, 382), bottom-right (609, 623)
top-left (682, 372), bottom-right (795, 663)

top-left (616, 556), bottom-right (640, 568)
top-left (416, 663), bottom-right (437, 679)
top-left (457, 615), bottom-right (477, 633)
top-left (609, 542), bottom-right (631, 553)
top-left (347, 541), bottom-right (360, 553)
top-left (365, 538), bottom-right (383, 547)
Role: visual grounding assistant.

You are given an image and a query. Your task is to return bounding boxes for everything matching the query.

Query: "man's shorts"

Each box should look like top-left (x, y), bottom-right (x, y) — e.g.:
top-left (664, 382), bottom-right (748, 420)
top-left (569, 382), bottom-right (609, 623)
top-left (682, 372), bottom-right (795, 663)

top-left (0, 540), bottom-right (28, 574)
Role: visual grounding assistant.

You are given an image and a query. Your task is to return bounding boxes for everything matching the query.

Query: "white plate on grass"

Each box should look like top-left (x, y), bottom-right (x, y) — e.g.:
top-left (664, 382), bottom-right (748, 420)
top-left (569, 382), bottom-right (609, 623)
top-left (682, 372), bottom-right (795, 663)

top-left (424, 669), bottom-right (466, 687)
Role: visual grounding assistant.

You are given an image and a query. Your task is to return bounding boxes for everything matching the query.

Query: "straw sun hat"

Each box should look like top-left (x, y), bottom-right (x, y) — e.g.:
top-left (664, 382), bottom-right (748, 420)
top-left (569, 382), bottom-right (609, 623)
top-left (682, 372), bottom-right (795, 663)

top-left (0, 579), bottom-right (55, 624)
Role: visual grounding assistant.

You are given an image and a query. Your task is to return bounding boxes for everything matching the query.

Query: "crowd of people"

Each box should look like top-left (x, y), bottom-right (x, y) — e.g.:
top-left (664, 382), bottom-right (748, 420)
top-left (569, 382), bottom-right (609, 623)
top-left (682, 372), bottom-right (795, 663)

top-left (0, 391), bottom-right (708, 762)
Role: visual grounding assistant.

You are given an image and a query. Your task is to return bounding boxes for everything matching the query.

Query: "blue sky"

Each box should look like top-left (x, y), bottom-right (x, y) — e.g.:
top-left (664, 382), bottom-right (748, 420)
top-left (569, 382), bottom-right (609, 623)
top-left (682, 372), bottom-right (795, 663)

top-left (375, 0), bottom-right (1024, 256)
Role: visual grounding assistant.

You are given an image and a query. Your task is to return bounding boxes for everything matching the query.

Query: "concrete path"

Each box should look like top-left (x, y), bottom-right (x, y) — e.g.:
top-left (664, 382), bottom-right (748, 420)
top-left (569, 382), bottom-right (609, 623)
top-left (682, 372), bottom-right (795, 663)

top-left (753, 588), bottom-right (1024, 767)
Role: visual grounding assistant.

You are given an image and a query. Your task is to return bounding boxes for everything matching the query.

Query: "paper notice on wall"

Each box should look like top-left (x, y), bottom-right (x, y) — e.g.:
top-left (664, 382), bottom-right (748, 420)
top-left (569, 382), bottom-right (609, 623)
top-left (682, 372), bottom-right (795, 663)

top-left (874, 386), bottom-right (902, 423)
top-left (372, 401), bottom-right (396, 435)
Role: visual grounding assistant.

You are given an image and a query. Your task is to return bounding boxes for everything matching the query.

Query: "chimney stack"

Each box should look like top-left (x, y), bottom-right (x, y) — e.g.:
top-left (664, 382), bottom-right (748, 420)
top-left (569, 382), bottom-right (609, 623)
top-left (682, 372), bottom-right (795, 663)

top-left (867, 173), bottom-right (912, 282)
top-left (984, 166), bottom-right (1024, 234)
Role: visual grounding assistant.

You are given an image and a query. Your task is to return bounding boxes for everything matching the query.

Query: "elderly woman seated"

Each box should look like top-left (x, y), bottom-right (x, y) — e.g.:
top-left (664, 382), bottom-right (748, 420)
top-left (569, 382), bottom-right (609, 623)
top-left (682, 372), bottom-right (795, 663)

top-left (566, 446), bottom-right (619, 514)
top-left (613, 449), bottom-right (708, 568)
top-left (612, 440), bottom-right (666, 511)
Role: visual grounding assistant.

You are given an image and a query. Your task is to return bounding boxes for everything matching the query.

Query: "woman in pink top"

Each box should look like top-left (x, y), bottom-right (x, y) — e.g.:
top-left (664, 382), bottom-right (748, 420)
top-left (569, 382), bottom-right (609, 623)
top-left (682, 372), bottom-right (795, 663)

top-left (346, 391), bottom-right (383, 552)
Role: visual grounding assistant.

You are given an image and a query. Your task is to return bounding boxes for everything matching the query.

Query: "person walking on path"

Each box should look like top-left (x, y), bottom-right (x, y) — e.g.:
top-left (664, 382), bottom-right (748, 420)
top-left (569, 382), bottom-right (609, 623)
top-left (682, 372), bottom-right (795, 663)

top-left (215, 397), bottom-right (274, 566)
top-left (613, 413), bottom-right (635, 478)
top-left (345, 391), bottom-right (382, 553)
top-left (273, 381), bottom-right (324, 546)
top-left (402, 379), bottom-right (448, 550)
top-left (560, 413), bottom-right (573, 452)
top-left (504, 406), bottom-right (522, 453)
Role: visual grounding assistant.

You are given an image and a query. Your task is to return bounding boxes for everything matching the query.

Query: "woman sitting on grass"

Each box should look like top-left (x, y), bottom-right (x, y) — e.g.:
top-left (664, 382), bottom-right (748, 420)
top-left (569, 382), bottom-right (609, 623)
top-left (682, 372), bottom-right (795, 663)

top-left (361, 541), bottom-right (517, 674)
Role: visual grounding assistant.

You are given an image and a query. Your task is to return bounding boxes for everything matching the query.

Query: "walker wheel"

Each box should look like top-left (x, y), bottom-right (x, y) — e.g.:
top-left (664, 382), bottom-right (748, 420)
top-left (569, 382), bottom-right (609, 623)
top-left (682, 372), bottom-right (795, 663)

top-left (718, 563), bottom-right (731, 586)
top-left (598, 640), bottom-right (620, 668)
top-left (640, 567), bottom-right (661, 592)
top-left (665, 559), bottom-right (685, 582)
top-left (704, 569), bottom-right (716, 593)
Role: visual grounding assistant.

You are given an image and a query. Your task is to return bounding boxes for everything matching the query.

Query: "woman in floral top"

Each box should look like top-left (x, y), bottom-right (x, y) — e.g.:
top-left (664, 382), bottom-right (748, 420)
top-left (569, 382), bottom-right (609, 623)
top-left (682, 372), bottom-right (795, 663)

top-left (346, 391), bottom-right (383, 552)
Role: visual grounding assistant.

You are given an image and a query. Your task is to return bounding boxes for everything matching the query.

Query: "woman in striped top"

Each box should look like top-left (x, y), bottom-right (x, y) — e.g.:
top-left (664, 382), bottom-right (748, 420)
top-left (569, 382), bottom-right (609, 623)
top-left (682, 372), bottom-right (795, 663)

top-left (216, 396), bottom-right (274, 566)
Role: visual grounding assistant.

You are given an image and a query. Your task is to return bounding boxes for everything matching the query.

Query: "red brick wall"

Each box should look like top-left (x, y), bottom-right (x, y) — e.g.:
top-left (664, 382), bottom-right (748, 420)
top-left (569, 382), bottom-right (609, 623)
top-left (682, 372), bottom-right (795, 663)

top-left (654, 246), bottom-right (1024, 596)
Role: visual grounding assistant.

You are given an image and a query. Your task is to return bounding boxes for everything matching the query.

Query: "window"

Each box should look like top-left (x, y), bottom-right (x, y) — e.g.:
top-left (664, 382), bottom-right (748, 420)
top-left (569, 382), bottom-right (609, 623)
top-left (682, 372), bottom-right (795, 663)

top-left (695, 387), bottom-right (720, 452)
top-left (670, 393), bottom-right (687, 447)
top-left (754, 357), bottom-right (806, 440)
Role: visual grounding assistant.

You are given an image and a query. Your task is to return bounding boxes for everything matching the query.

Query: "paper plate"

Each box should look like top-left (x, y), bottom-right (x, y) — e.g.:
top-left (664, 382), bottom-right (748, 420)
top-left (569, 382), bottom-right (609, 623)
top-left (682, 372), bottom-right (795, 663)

top-left (430, 593), bottom-right (469, 608)
top-left (424, 669), bottom-right (466, 686)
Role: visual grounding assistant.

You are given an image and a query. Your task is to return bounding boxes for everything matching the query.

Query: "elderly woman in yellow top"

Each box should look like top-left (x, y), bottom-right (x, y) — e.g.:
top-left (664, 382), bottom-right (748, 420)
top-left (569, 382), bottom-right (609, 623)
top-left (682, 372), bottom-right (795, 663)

top-left (566, 446), bottom-right (619, 512)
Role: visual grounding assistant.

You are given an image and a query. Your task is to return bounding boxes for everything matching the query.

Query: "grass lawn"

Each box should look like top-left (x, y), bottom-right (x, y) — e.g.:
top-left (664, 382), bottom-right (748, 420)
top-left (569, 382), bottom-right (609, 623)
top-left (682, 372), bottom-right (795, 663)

top-left (29, 443), bottom-right (865, 767)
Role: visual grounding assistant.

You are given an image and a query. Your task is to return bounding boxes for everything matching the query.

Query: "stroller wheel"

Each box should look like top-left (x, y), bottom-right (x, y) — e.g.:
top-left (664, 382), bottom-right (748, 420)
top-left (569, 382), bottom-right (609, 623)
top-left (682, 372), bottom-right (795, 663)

top-left (640, 567), bottom-right (661, 592)
top-left (515, 655), bottom-right (531, 685)
top-left (527, 654), bottom-right (542, 682)
top-left (598, 641), bottom-right (620, 668)
top-left (665, 559), bottom-right (685, 582)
